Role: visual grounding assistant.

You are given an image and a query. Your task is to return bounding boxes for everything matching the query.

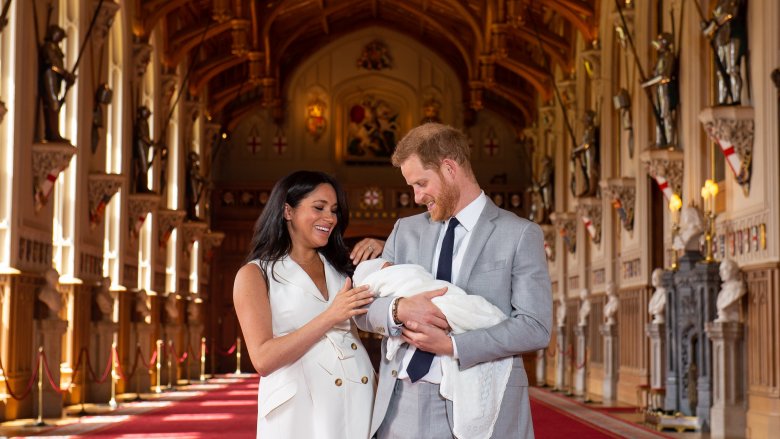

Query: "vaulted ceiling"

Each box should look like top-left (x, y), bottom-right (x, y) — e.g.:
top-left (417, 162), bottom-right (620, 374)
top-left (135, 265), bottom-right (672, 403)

top-left (134, 0), bottom-right (598, 129)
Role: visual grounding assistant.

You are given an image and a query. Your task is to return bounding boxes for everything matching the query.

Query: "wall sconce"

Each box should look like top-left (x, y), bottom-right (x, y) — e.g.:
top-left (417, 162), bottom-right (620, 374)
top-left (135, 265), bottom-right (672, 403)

top-left (668, 193), bottom-right (682, 269)
top-left (701, 179), bottom-right (719, 263)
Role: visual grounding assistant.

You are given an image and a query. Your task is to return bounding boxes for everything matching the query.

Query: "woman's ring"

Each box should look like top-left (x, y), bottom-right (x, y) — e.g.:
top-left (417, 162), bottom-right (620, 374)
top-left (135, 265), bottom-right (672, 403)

top-left (368, 245), bottom-right (374, 252)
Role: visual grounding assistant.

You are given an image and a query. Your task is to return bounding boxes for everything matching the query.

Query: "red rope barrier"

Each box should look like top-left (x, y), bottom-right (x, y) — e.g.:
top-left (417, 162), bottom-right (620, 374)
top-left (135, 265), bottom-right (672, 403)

top-left (0, 352), bottom-right (41, 401)
top-left (84, 347), bottom-right (113, 384)
top-left (167, 343), bottom-right (188, 364)
top-left (41, 351), bottom-right (75, 395)
top-left (214, 342), bottom-right (237, 356)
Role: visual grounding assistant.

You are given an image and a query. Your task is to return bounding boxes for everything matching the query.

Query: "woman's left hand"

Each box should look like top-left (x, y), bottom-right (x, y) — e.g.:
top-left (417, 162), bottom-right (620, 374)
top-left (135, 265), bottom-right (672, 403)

top-left (350, 238), bottom-right (385, 264)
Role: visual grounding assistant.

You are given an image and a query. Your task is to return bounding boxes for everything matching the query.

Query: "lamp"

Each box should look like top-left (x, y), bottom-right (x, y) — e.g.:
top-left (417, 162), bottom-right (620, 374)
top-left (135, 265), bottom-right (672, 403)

top-left (700, 179), bottom-right (719, 263)
top-left (668, 193), bottom-right (682, 270)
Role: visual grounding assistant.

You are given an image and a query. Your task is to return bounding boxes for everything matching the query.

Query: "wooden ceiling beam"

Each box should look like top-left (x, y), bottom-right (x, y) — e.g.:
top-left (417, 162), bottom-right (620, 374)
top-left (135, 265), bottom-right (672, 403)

top-left (165, 20), bottom-right (234, 67)
top-left (495, 57), bottom-right (552, 100)
top-left (488, 84), bottom-right (533, 124)
top-left (189, 56), bottom-right (247, 96)
top-left (140, 0), bottom-right (191, 38)
top-left (545, 0), bottom-right (596, 43)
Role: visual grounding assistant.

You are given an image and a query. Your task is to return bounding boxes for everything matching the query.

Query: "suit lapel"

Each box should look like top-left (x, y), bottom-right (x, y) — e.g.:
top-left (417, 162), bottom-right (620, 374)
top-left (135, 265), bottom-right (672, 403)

top-left (418, 214), bottom-right (440, 273)
top-left (457, 199), bottom-right (499, 286)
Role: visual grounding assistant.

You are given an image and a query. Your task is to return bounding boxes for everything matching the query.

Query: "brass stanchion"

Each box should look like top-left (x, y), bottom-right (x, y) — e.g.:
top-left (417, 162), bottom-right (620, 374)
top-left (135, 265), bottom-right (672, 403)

top-left (33, 347), bottom-right (47, 427)
top-left (167, 340), bottom-right (174, 390)
top-left (109, 342), bottom-right (118, 409)
top-left (199, 337), bottom-right (207, 382)
top-left (154, 339), bottom-right (163, 393)
top-left (234, 338), bottom-right (242, 375)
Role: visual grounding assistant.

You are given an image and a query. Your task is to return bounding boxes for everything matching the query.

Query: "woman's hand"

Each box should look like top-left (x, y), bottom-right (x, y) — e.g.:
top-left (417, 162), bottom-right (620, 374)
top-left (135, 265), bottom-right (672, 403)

top-left (350, 238), bottom-right (385, 264)
top-left (323, 278), bottom-right (374, 326)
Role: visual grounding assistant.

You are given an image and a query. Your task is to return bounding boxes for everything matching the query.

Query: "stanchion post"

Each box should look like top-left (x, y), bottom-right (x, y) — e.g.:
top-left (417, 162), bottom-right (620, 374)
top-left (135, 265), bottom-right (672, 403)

top-left (199, 337), bottom-right (206, 382)
top-left (234, 337), bottom-right (242, 375)
top-left (154, 339), bottom-right (163, 393)
top-left (109, 342), bottom-right (118, 409)
top-left (167, 340), bottom-right (174, 390)
top-left (34, 346), bottom-right (47, 427)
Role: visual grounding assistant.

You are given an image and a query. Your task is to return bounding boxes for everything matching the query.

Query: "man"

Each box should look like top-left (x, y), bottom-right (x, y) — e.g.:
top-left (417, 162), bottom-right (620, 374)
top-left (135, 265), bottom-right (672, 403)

top-left (355, 123), bottom-right (552, 438)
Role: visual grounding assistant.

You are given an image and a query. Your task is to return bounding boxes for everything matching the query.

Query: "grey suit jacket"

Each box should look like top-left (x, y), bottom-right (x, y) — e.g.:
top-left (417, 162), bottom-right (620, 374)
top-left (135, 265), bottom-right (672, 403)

top-left (355, 198), bottom-right (553, 438)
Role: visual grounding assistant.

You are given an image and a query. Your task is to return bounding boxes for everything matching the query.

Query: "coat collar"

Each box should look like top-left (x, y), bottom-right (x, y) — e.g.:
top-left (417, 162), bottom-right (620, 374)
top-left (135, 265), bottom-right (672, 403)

top-left (277, 253), bottom-right (343, 303)
top-left (457, 198), bottom-right (499, 284)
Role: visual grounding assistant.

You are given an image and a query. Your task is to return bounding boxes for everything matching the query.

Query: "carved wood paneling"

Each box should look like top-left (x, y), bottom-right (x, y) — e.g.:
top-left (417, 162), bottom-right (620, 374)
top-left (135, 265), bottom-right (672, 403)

top-left (746, 264), bottom-right (780, 397)
top-left (589, 294), bottom-right (606, 365)
top-left (617, 286), bottom-right (650, 373)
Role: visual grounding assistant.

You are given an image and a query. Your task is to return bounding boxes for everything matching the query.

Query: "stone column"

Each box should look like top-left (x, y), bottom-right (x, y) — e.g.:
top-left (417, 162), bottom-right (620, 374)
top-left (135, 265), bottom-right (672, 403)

top-left (32, 318), bottom-right (68, 418)
top-left (601, 323), bottom-right (618, 401)
top-left (555, 325), bottom-right (567, 391)
top-left (574, 325), bottom-right (587, 397)
top-left (705, 321), bottom-right (746, 438)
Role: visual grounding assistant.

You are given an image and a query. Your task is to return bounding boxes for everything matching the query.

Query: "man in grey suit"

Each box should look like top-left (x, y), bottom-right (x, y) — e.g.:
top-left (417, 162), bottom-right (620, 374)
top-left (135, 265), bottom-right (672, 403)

top-left (355, 123), bottom-right (553, 438)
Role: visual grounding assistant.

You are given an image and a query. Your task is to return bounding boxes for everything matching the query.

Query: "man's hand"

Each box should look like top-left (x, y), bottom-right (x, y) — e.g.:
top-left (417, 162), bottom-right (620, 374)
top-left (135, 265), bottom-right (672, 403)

top-left (396, 287), bottom-right (448, 330)
top-left (402, 321), bottom-right (454, 356)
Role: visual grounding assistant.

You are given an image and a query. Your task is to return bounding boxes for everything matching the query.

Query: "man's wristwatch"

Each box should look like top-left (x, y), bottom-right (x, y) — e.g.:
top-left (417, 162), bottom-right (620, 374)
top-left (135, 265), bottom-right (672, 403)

top-left (392, 297), bottom-right (403, 325)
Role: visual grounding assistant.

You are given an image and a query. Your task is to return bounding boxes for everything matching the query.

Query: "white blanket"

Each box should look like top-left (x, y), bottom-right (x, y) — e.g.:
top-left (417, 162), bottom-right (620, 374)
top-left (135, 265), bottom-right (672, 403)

top-left (354, 259), bottom-right (512, 439)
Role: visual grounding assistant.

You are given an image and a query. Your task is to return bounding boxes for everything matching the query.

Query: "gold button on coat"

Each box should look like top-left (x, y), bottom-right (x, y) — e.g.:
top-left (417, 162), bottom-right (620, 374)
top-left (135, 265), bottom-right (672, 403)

top-left (351, 343), bottom-right (358, 350)
top-left (335, 378), bottom-right (343, 386)
top-left (391, 370), bottom-right (397, 377)
top-left (361, 376), bottom-right (368, 384)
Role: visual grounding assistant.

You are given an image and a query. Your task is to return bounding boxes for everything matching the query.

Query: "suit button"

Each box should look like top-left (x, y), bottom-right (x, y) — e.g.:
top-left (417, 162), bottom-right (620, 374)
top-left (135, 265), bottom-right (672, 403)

top-left (351, 343), bottom-right (358, 350)
top-left (335, 378), bottom-right (343, 386)
top-left (391, 370), bottom-right (397, 377)
top-left (361, 376), bottom-right (368, 384)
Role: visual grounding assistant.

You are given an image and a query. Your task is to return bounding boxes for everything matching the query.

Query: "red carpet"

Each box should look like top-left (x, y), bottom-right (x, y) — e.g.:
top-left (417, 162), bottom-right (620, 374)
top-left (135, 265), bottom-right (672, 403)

top-left (531, 398), bottom-right (624, 438)
top-left (83, 377), bottom-right (257, 438)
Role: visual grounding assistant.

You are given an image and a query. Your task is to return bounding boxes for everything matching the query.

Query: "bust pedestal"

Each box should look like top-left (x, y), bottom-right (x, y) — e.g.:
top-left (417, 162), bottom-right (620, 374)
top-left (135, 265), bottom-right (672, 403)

top-left (601, 324), bottom-right (618, 401)
top-left (32, 318), bottom-right (68, 418)
top-left (705, 321), bottom-right (746, 438)
top-left (555, 325), bottom-right (567, 391)
top-left (535, 349), bottom-right (547, 386)
top-left (574, 325), bottom-right (587, 397)
top-left (129, 322), bottom-right (152, 394)
top-left (88, 320), bottom-right (118, 402)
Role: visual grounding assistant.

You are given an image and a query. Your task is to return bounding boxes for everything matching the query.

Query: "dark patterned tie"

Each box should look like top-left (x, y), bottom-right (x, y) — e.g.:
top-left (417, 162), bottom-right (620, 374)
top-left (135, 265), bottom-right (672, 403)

top-left (406, 217), bottom-right (459, 383)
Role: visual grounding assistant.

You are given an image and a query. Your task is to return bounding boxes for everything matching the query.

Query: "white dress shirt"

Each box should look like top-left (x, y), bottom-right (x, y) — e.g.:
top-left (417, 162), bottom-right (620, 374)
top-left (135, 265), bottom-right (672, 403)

top-left (391, 191), bottom-right (487, 383)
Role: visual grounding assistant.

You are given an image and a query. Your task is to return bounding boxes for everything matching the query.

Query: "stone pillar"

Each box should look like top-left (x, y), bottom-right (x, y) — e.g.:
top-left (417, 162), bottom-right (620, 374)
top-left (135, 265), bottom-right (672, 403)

top-left (535, 349), bottom-right (547, 386)
top-left (88, 321), bottom-right (118, 402)
top-left (601, 323), bottom-right (618, 401)
top-left (555, 325), bottom-right (567, 391)
top-left (646, 322), bottom-right (666, 391)
top-left (574, 325), bottom-right (587, 396)
top-left (32, 318), bottom-right (68, 418)
top-left (705, 321), bottom-right (746, 438)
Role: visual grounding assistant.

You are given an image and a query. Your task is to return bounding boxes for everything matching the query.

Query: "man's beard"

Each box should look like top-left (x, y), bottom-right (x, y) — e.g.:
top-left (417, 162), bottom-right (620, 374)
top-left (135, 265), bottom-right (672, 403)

top-left (429, 178), bottom-right (459, 222)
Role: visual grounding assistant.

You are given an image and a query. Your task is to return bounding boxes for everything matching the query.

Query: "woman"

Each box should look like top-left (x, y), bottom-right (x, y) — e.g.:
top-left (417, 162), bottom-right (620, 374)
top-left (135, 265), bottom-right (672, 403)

top-left (234, 171), bottom-right (377, 438)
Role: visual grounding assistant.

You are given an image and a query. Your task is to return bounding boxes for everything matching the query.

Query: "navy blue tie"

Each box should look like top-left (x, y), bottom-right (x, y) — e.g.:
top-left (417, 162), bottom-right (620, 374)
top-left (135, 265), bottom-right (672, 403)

top-left (407, 217), bottom-right (459, 383)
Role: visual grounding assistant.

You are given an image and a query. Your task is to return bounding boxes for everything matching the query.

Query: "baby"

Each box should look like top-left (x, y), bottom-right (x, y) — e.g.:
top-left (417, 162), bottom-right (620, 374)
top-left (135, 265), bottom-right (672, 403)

top-left (354, 258), bottom-right (511, 439)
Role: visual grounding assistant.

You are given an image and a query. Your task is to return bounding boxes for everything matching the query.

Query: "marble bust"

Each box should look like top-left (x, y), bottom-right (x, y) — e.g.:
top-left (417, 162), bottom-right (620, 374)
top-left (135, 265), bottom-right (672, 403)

top-left (603, 282), bottom-right (619, 326)
top-left (556, 293), bottom-right (567, 327)
top-left (716, 259), bottom-right (746, 323)
top-left (577, 288), bottom-right (591, 327)
top-left (135, 289), bottom-right (151, 322)
top-left (672, 206), bottom-right (704, 252)
top-left (94, 277), bottom-right (115, 319)
top-left (165, 294), bottom-right (179, 321)
top-left (38, 268), bottom-right (63, 317)
top-left (648, 268), bottom-right (667, 324)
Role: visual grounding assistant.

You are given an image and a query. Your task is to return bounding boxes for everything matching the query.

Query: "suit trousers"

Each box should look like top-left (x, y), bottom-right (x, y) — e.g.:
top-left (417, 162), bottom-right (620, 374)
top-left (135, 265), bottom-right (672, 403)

top-left (377, 379), bottom-right (453, 439)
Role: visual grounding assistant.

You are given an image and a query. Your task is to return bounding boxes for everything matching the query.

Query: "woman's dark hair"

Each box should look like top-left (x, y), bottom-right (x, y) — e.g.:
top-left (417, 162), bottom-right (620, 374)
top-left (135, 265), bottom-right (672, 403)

top-left (246, 171), bottom-right (352, 281)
